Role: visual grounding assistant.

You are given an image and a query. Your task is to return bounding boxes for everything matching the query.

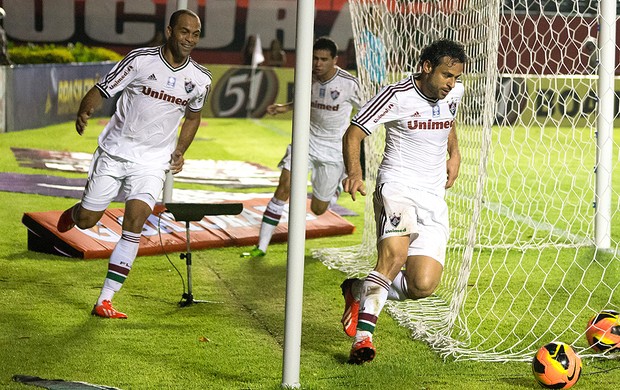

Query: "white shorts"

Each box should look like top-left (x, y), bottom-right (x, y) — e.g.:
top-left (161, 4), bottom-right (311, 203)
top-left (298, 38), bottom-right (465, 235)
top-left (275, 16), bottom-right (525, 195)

top-left (81, 148), bottom-right (166, 212)
top-left (278, 144), bottom-right (345, 202)
top-left (373, 182), bottom-right (449, 266)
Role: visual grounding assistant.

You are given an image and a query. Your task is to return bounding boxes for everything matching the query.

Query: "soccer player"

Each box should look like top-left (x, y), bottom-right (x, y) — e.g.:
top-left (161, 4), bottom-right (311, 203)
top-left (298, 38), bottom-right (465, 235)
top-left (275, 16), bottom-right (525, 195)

top-left (56, 9), bottom-right (211, 319)
top-left (340, 39), bottom-right (466, 363)
top-left (240, 37), bottom-right (362, 259)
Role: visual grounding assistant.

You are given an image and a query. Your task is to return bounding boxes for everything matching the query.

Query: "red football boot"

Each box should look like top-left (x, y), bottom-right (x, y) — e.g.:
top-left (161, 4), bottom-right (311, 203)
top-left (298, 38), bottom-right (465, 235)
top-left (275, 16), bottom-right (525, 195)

top-left (91, 300), bottom-right (128, 319)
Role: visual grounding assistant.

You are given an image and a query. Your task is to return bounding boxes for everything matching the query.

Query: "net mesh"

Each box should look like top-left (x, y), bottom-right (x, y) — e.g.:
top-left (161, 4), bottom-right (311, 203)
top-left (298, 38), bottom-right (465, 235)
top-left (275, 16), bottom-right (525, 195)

top-left (314, 0), bottom-right (620, 362)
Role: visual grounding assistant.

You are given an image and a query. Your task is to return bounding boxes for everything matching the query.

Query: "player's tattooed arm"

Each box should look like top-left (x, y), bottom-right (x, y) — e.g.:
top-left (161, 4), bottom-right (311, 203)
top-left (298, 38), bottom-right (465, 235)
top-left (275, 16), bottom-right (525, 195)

top-left (342, 124), bottom-right (367, 201)
top-left (446, 123), bottom-right (461, 189)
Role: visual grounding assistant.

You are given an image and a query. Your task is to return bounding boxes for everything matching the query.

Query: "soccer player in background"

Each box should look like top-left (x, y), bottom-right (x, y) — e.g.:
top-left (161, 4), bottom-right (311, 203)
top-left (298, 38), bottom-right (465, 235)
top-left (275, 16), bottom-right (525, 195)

top-left (56, 9), bottom-right (211, 319)
top-left (240, 36), bottom-right (363, 258)
top-left (340, 39), bottom-right (467, 363)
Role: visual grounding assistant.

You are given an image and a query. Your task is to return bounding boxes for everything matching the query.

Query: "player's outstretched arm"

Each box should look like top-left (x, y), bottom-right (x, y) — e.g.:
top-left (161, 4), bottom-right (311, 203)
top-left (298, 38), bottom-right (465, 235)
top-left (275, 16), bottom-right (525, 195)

top-left (75, 87), bottom-right (103, 135)
top-left (342, 124), bottom-right (367, 201)
top-left (266, 102), bottom-right (293, 116)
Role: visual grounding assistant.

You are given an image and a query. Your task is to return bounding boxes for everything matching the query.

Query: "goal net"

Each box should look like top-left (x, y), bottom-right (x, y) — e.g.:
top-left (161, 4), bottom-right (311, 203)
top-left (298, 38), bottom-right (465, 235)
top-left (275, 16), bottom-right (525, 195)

top-left (313, 0), bottom-right (620, 361)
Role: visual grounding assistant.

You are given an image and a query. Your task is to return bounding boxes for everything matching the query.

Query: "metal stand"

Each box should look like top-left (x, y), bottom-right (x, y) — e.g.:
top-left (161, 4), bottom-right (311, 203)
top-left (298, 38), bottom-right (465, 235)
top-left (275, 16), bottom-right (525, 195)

top-left (164, 202), bottom-right (244, 307)
top-left (178, 220), bottom-right (209, 306)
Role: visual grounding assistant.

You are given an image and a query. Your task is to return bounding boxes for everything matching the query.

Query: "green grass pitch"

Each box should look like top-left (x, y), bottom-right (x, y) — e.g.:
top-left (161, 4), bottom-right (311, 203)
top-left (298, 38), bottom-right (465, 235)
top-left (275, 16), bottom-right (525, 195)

top-left (0, 118), bottom-right (618, 389)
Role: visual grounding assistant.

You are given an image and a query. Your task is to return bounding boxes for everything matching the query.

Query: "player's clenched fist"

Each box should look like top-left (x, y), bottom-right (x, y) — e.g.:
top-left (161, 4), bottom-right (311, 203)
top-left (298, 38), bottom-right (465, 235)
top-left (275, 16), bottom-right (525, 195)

top-left (170, 150), bottom-right (185, 174)
top-left (75, 107), bottom-right (94, 135)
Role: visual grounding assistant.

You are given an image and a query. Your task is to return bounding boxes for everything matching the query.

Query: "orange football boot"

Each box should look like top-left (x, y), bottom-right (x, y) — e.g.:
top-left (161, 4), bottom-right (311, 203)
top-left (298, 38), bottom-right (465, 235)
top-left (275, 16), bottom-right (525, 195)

top-left (348, 337), bottom-right (376, 364)
top-left (91, 300), bottom-right (128, 319)
top-left (340, 278), bottom-right (360, 337)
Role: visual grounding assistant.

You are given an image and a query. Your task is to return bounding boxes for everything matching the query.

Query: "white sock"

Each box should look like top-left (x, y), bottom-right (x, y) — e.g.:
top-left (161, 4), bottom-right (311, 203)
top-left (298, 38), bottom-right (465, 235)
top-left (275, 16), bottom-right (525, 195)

top-left (97, 286), bottom-right (115, 304)
top-left (356, 271), bottom-right (391, 337)
top-left (97, 230), bottom-right (140, 305)
top-left (355, 331), bottom-right (373, 343)
top-left (387, 270), bottom-right (409, 301)
top-left (257, 197), bottom-right (285, 252)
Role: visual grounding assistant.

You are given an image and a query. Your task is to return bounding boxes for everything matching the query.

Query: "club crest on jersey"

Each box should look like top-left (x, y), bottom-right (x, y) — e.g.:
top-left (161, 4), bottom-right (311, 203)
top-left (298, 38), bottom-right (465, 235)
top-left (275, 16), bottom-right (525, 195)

top-left (330, 89), bottom-right (340, 100)
top-left (448, 100), bottom-right (459, 115)
top-left (432, 105), bottom-right (440, 118)
top-left (184, 78), bottom-right (195, 93)
top-left (389, 213), bottom-right (401, 227)
top-left (166, 76), bottom-right (176, 88)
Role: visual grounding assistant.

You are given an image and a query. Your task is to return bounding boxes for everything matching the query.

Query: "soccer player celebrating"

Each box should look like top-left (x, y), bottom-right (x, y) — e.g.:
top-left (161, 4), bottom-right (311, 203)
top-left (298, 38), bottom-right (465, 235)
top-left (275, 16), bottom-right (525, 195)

top-left (340, 39), bottom-right (466, 363)
top-left (241, 37), bottom-right (362, 258)
top-left (56, 9), bottom-right (211, 319)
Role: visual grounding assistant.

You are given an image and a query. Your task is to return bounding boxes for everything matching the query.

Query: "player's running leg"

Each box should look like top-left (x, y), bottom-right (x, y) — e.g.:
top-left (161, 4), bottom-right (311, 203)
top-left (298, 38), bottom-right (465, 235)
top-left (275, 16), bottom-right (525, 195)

top-left (240, 197), bottom-right (285, 258)
top-left (92, 230), bottom-right (141, 319)
top-left (348, 271), bottom-right (391, 364)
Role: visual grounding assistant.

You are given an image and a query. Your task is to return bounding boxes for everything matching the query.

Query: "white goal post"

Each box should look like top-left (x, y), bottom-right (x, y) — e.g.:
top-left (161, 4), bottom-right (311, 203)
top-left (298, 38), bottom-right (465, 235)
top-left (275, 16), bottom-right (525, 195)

top-left (314, 0), bottom-right (619, 362)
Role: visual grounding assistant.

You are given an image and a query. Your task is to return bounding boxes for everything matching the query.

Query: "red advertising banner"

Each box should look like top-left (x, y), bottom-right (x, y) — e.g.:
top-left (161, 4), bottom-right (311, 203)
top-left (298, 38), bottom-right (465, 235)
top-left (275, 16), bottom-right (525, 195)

top-left (1, 0), bottom-right (354, 65)
top-left (2, 0), bottom-right (616, 73)
top-left (22, 198), bottom-right (355, 259)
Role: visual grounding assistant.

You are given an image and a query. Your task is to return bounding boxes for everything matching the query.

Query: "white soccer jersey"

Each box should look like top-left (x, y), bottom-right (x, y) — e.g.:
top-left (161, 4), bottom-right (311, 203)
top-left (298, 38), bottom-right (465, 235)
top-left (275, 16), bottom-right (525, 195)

top-left (309, 68), bottom-right (362, 160)
top-left (96, 46), bottom-right (211, 167)
top-left (351, 74), bottom-right (464, 197)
